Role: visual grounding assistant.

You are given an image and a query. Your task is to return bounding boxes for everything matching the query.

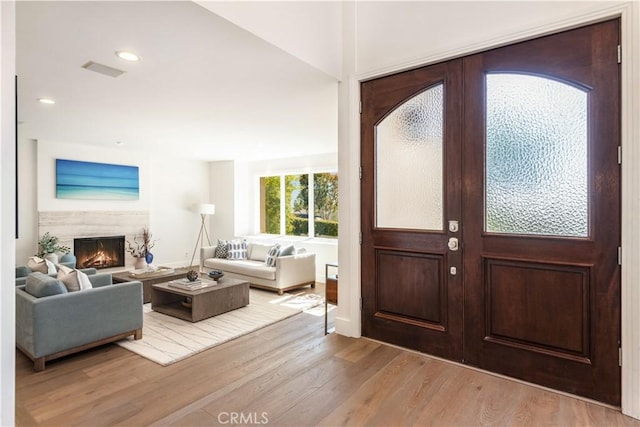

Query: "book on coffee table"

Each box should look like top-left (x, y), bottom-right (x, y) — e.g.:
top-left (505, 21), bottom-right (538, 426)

top-left (168, 278), bottom-right (211, 290)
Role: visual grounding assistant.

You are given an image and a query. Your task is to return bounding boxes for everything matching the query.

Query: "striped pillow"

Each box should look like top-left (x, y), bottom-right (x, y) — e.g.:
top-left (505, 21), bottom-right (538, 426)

top-left (265, 244), bottom-right (281, 267)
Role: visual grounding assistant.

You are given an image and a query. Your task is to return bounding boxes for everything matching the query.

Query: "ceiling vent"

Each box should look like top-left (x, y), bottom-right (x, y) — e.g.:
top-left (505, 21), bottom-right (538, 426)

top-left (82, 61), bottom-right (125, 78)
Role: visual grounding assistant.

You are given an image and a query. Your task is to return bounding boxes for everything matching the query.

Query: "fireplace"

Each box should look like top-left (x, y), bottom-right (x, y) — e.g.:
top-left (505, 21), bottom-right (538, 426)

top-left (74, 236), bottom-right (125, 269)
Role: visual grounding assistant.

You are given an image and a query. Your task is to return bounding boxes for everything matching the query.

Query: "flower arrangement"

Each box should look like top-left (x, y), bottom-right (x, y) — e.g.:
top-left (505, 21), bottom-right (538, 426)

top-left (126, 228), bottom-right (156, 258)
top-left (36, 232), bottom-right (70, 257)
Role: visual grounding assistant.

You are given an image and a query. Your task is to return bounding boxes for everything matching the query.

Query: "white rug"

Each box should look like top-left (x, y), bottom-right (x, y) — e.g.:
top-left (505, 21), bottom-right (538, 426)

top-left (268, 292), bottom-right (325, 311)
top-left (116, 289), bottom-right (311, 366)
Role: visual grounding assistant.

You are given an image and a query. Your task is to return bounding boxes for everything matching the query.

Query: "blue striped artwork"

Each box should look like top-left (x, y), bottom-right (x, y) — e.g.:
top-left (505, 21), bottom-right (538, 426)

top-left (56, 159), bottom-right (139, 200)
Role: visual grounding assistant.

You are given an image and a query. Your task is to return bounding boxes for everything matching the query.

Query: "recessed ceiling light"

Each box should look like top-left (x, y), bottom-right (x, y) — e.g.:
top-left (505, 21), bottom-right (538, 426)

top-left (37, 98), bottom-right (55, 105)
top-left (115, 141), bottom-right (124, 146)
top-left (115, 50), bottom-right (141, 62)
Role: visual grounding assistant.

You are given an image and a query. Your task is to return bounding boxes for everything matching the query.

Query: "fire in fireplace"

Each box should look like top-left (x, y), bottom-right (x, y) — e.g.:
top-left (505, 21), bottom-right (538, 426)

top-left (74, 236), bottom-right (125, 269)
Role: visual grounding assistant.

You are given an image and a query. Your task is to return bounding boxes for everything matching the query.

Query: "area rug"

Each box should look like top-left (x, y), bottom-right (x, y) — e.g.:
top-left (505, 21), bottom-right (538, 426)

top-left (268, 292), bottom-right (324, 311)
top-left (116, 289), bottom-right (305, 366)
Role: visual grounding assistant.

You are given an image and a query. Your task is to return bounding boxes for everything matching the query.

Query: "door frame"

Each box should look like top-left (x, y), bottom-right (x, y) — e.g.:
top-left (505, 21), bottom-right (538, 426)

top-left (338, 2), bottom-right (640, 418)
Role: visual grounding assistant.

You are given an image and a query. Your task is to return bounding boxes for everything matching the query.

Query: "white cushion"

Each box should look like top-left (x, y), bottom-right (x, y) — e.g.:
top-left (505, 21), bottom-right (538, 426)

top-left (78, 269), bottom-right (93, 290)
top-left (248, 243), bottom-right (273, 262)
top-left (204, 258), bottom-right (276, 281)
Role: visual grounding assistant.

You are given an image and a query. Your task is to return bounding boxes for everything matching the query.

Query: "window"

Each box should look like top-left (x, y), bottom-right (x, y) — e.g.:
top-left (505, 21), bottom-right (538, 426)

top-left (260, 172), bottom-right (338, 238)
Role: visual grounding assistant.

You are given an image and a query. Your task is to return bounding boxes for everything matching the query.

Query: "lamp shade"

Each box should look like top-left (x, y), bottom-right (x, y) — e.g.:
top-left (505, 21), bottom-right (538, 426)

top-left (200, 203), bottom-right (215, 215)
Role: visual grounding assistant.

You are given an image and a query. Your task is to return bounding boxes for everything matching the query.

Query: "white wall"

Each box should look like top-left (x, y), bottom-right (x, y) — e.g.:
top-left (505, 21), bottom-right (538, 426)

top-left (0, 1), bottom-right (16, 424)
top-left (196, 0), bottom-right (342, 79)
top-left (355, 1), bottom-right (629, 75)
top-left (17, 140), bottom-right (210, 267)
top-left (148, 155), bottom-right (210, 267)
top-left (16, 137), bottom-right (37, 267)
top-left (209, 160), bottom-right (235, 243)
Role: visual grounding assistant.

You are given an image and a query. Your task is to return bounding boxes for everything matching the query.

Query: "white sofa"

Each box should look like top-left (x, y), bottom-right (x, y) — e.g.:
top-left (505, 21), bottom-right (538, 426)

top-left (200, 242), bottom-right (316, 295)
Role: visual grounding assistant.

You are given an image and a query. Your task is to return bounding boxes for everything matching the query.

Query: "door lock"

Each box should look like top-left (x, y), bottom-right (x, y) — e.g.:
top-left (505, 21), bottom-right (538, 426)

top-left (449, 220), bottom-right (459, 233)
top-left (448, 237), bottom-right (459, 251)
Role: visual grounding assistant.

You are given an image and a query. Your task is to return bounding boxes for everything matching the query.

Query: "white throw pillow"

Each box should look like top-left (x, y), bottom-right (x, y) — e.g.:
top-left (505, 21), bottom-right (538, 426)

top-left (77, 269), bottom-right (93, 290)
top-left (249, 243), bottom-right (273, 262)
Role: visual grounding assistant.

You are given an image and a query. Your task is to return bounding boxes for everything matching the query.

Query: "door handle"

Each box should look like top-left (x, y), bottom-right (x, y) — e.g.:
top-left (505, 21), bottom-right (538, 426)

top-left (448, 237), bottom-right (459, 251)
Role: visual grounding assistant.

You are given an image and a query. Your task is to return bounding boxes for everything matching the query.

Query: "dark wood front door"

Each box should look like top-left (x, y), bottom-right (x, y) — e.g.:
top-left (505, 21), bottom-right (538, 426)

top-left (361, 20), bottom-right (621, 404)
top-left (361, 60), bottom-right (464, 361)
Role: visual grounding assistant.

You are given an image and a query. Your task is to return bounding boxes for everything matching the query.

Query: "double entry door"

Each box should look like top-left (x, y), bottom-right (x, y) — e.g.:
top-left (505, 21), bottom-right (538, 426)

top-left (361, 20), bottom-right (621, 405)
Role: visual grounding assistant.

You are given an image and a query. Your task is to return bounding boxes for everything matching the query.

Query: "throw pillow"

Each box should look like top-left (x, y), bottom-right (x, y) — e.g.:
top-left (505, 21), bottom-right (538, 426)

top-left (265, 244), bottom-right (281, 267)
top-left (25, 272), bottom-right (68, 298)
top-left (57, 265), bottom-right (81, 292)
top-left (27, 256), bottom-right (56, 274)
top-left (249, 243), bottom-right (272, 262)
top-left (227, 239), bottom-right (248, 260)
top-left (57, 265), bottom-right (93, 292)
top-left (214, 239), bottom-right (229, 259)
top-left (78, 269), bottom-right (93, 290)
top-left (278, 244), bottom-right (296, 257)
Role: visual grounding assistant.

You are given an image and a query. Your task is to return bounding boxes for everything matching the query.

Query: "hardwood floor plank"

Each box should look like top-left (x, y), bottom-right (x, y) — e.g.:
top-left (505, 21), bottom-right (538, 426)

top-left (272, 344), bottom-right (402, 426)
top-left (15, 309), bottom-right (640, 427)
top-left (334, 338), bottom-right (381, 363)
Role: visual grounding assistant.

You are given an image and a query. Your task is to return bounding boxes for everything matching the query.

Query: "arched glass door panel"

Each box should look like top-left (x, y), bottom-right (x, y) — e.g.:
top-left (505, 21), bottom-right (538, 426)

top-left (485, 73), bottom-right (588, 237)
top-left (376, 84), bottom-right (444, 231)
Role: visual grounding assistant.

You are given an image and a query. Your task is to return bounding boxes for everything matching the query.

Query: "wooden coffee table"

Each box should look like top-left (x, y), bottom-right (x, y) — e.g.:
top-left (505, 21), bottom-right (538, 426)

top-left (112, 267), bottom-right (191, 303)
top-left (151, 278), bottom-right (249, 322)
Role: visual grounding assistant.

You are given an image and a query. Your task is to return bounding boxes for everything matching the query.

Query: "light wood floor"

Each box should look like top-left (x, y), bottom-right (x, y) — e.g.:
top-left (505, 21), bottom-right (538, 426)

top-left (15, 289), bottom-right (640, 427)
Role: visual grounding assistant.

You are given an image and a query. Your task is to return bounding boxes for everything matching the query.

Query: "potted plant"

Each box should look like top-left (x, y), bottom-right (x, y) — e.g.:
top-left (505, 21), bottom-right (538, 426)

top-left (36, 232), bottom-right (71, 264)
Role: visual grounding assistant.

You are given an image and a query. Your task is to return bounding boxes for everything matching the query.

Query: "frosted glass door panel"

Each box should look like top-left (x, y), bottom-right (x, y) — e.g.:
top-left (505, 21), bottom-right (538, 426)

top-left (486, 74), bottom-right (588, 237)
top-left (376, 84), bottom-right (444, 230)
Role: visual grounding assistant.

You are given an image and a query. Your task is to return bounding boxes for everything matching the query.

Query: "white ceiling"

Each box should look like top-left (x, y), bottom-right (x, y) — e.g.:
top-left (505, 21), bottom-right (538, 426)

top-left (16, 1), bottom-right (339, 161)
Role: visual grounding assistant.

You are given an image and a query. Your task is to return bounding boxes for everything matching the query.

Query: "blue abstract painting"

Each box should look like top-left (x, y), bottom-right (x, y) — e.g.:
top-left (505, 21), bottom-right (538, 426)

top-left (56, 159), bottom-right (139, 200)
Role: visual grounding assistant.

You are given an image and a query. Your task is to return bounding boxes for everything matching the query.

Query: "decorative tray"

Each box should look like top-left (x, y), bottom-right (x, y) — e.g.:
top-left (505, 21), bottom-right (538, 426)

top-left (129, 266), bottom-right (175, 278)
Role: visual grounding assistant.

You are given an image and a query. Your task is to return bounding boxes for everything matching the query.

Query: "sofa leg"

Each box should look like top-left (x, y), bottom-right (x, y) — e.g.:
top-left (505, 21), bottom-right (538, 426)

top-left (278, 289), bottom-right (284, 295)
top-left (134, 329), bottom-right (143, 340)
top-left (311, 282), bottom-right (316, 289)
top-left (34, 357), bottom-right (45, 372)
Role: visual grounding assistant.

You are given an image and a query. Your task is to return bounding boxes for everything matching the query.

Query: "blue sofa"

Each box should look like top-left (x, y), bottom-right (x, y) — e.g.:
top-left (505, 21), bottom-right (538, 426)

top-left (16, 272), bottom-right (143, 371)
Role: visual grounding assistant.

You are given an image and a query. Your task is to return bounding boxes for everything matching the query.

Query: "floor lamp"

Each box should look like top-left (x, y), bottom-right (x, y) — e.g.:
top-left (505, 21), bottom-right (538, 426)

top-left (189, 203), bottom-right (215, 271)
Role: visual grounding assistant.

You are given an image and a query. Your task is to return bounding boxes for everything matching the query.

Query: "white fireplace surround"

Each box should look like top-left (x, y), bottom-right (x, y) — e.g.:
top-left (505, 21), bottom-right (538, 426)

top-left (38, 211), bottom-right (150, 268)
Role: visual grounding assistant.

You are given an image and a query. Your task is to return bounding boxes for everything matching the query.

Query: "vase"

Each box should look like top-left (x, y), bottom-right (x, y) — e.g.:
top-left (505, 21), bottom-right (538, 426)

top-left (134, 256), bottom-right (147, 270)
top-left (60, 252), bottom-right (77, 268)
top-left (145, 251), bottom-right (154, 264)
top-left (44, 253), bottom-right (58, 265)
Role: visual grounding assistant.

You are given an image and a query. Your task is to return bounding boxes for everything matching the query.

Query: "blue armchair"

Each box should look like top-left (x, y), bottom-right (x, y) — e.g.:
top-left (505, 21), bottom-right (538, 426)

top-left (16, 272), bottom-right (143, 371)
